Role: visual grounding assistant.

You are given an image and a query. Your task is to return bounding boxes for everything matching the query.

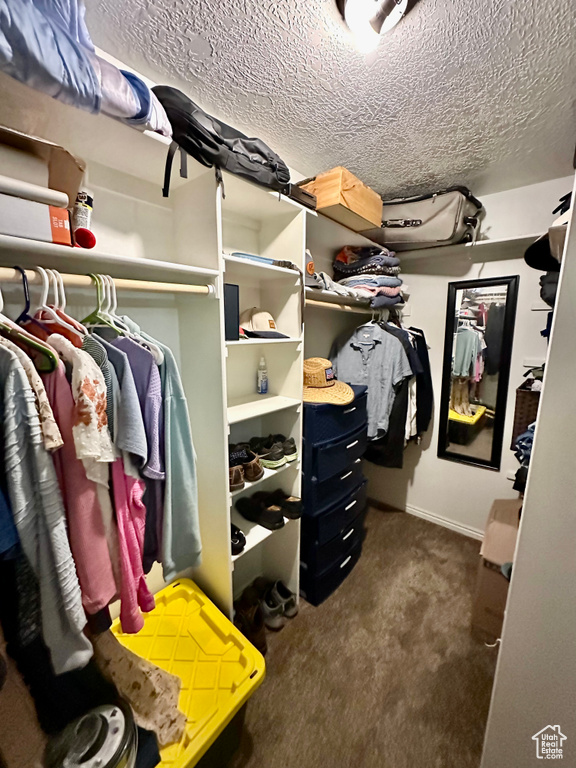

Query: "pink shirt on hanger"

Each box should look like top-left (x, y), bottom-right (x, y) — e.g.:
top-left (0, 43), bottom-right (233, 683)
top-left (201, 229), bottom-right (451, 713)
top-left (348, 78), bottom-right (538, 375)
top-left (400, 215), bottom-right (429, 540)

top-left (42, 362), bottom-right (118, 614)
top-left (111, 458), bottom-right (155, 633)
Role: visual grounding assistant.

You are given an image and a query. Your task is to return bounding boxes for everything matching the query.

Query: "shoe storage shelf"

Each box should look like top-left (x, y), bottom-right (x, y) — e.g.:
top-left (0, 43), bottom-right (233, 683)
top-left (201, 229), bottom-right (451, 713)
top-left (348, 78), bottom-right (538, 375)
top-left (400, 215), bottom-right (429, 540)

top-left (300, 385), bottom-right (369, 605)
top-left (1, 70), bottom-right (306, 620)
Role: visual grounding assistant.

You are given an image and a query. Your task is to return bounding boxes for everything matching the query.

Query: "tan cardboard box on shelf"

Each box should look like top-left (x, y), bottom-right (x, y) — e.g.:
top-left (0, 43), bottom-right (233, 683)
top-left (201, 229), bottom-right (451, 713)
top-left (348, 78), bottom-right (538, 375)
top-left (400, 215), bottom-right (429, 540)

top-left (0, 125), bottom-right (85, 208)
top-left (299, 166), bottom-right (382, 232)
top-left (0, 126), bottom-right (85, 246)
top-left (471, 498), bottom-right (522, 643)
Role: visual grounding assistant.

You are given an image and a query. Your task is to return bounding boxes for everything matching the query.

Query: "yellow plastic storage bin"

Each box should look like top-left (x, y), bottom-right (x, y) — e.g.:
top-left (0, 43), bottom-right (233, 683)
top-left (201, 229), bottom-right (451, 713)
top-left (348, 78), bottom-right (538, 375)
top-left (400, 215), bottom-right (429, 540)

top-left (112, 578), bottom-right (265, 767)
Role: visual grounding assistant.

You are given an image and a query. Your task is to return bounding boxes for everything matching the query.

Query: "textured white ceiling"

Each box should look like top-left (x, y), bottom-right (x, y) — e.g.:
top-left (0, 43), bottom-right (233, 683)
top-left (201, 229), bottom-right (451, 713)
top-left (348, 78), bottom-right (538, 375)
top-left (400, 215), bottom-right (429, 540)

top-left (87, 0), bottom-right (576, 197)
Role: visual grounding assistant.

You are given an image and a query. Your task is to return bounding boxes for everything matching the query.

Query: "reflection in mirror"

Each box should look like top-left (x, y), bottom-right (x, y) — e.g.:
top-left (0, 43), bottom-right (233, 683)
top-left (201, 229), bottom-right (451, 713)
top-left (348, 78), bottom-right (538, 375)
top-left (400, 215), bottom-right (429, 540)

top-left (438, 276), bottom-right (519, 470)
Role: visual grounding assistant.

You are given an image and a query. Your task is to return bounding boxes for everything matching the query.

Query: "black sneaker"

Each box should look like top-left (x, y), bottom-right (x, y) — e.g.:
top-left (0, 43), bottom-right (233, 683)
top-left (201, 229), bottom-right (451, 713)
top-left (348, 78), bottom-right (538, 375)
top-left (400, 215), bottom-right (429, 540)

top-left (249, 436), bottom-right (286, 469)
top-left (231, 524), bottom-right (246, 556)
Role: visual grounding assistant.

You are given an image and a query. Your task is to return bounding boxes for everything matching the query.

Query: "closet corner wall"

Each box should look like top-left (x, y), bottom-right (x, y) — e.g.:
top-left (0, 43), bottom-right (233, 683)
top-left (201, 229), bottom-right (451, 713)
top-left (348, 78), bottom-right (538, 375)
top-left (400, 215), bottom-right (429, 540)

top-left (0, 71), bottom-right (307, 619)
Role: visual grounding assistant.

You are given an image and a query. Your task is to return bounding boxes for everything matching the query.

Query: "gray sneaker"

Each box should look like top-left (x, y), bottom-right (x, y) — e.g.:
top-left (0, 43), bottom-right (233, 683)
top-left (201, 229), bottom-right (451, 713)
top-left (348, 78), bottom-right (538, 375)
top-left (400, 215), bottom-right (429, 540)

top-left (271, 580), bottom-right (298, 618)
top-left (261, 588), bottom-right (286, 630)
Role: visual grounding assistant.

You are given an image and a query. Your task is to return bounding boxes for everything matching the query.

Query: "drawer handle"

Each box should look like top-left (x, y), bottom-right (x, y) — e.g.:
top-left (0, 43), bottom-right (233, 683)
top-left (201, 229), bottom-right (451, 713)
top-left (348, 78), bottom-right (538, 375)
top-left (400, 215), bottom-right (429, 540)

top-left (345, 500), bottom-right (357, 511)
top-left (342, 528), bottom-right (355, 541)
top-left (340, 471), bottom-right (353, 480)
top-left (343, 407), bottom-right (357, 414)
top-left (346, 440), bottom-right (359, 450)
top-left (340, 555), bottom-right (352, 569)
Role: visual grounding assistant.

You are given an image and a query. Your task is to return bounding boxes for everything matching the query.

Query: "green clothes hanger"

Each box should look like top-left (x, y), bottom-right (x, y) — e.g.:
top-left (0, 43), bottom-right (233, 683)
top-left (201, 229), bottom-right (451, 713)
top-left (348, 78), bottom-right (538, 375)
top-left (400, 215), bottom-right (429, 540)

top-left (81, 273), bottom-right (124, 333)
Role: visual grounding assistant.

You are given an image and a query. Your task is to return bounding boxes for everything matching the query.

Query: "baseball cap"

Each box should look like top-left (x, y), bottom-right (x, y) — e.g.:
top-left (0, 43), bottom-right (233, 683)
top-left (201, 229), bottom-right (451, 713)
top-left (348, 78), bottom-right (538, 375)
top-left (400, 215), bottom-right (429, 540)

top-left (302, 358), bottom-right (354, 405)
top-left (239, 307), bottom-right (289, 339)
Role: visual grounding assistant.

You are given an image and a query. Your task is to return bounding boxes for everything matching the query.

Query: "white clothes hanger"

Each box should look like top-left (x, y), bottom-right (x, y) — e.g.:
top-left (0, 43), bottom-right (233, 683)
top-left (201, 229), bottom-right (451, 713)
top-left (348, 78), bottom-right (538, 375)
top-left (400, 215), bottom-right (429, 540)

top-left (48, 268), bottom-right (89, 334)
top-left (34, 267), bottom-right (83, 338)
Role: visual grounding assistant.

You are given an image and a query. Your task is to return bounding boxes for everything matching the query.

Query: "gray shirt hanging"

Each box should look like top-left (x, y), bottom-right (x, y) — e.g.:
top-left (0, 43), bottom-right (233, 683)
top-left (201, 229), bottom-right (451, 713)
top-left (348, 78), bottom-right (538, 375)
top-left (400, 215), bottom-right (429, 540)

top-left (330, 324), bottom-right (413, 439)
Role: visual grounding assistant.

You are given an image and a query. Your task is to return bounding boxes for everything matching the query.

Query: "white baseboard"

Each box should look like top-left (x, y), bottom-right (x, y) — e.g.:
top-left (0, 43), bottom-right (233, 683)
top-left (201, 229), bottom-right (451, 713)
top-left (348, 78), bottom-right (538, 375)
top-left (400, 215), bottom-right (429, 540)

top-left (404, 504), bottom-right (484, 541)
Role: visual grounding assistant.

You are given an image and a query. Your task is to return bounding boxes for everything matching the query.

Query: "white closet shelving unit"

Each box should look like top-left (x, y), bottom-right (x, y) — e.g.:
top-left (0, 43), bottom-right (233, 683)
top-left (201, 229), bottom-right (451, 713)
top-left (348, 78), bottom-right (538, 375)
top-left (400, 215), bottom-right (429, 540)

top-left (0, 70), bottom-right (306, 619)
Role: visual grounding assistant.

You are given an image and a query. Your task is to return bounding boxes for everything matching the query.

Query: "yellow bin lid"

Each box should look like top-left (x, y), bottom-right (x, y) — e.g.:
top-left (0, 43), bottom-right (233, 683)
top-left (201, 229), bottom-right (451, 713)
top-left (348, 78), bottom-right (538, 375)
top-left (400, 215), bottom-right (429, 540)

top-left (112, 578), bottom-right (265, 767)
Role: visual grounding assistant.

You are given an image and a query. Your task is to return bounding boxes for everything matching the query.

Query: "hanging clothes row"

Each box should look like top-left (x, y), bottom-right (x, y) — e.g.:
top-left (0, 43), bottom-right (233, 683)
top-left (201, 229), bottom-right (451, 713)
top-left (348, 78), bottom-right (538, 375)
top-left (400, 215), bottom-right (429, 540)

top-left (329, 309), bottom-right (432, 468)
top-left (0, 267), bottom-right (201, 677)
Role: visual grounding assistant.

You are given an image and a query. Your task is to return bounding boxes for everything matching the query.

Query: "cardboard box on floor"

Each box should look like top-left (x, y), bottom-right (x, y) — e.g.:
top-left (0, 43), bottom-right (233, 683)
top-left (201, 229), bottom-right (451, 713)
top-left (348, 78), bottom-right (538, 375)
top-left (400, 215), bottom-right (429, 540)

top-left (471, 498), bottom-right (522, 643)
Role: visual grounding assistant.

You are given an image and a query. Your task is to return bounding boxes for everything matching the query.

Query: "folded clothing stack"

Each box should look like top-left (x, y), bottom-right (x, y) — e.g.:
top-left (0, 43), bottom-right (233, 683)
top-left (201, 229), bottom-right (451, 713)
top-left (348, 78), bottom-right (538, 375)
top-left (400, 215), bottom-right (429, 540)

top-left (331, 246), bottom-right (406, 308)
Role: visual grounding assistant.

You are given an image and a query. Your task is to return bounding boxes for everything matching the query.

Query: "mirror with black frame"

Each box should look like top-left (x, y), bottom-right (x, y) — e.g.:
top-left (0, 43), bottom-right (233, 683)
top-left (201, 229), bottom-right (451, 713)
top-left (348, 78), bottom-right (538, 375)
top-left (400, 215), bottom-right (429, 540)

top-left (438, 275), bottom-right (519, 470)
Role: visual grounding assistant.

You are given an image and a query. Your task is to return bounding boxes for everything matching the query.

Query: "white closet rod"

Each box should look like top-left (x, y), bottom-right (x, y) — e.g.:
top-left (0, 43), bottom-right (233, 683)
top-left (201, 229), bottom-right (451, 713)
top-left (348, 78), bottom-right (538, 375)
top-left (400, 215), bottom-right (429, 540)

top-left (306, 298), bottom-right (372, 314)
top-left (0, 267), bottom-right (215, 296)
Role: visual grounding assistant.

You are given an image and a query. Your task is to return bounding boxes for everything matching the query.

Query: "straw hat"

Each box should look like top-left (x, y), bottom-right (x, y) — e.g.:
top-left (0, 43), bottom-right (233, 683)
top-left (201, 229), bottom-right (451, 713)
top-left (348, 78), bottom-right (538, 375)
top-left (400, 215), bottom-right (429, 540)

top-left (303, 358), bottom-right (354, 405)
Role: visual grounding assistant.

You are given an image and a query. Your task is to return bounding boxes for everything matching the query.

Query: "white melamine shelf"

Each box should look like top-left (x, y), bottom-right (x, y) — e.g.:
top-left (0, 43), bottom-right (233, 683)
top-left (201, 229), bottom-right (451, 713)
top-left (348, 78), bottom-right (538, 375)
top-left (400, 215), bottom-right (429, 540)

top-left (223, 254), bottom-right (300, 281)
top-left (0, 234), bottom-right (219, 284)
top-left (227, 394), bottom-right (301, 424)
top-left (230, 510), bottom-right (293, 563)
top-left (226, 338), bottom-right (302, 346)
top-left (230, 461), bottom-right (299, 499)
top-left (400, 234), bottom-right (540, 263)
top-left (221, 173), bottom-right (313, 219)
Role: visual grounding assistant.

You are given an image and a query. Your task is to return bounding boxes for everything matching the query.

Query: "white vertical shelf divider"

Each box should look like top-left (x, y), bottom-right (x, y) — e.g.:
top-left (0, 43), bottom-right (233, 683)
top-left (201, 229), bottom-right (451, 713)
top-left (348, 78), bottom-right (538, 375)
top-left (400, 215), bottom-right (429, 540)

top-left (221, 176), bottom-right (305, 605)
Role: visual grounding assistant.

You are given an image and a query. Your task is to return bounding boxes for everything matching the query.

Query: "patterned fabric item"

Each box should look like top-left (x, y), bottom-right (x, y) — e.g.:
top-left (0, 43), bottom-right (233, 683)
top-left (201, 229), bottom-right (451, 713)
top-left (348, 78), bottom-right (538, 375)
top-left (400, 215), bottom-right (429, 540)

top-left (46, 333), bottom-right (114, 480)
top-left (333, 256), bottom-right (402, 281)
top-left (42, 362), bottom-right (118, 615)
top-left (352, 285), bottom-right (402, 298)
top-left (82, 335), bottom-right (114, 441)
top-left (92, 630), bottom-right (186, 747)
top-left (0, 345), bottom-right (92, 674)
top-left (47, 333), bottom-right (120, 588)
top-left (335, 245), bottom-right (400, 266)
top-left (339, 274), bottom-right (403, 288)
top-left (0, 337), bottom-right (63, 452)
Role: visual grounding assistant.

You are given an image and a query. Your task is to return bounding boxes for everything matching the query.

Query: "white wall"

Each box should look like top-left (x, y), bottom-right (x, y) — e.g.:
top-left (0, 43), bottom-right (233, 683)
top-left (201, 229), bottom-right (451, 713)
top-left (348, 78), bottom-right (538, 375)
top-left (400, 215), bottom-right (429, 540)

top-left (365, 176), bottom-right (572, 536)
top-left (481, 178), bottom-right (576, 768)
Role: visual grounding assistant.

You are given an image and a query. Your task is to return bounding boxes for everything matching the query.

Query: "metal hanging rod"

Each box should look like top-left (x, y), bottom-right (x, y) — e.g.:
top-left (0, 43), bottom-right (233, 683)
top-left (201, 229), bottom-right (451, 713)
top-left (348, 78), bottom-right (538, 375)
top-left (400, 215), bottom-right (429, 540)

top-left (0, 267), bottom-right (215, 297)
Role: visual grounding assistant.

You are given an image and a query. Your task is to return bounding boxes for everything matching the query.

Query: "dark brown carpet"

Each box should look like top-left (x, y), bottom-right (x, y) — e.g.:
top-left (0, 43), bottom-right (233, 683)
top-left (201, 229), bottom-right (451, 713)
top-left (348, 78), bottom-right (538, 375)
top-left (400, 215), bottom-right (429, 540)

top-left (229, 509), bottom-right (497, 768)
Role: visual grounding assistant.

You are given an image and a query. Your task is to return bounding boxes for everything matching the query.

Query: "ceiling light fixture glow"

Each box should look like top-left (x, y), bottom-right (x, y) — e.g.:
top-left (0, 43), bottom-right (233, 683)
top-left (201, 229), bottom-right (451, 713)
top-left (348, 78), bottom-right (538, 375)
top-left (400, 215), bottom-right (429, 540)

top-left (337, 0), bottom-right (409, 52)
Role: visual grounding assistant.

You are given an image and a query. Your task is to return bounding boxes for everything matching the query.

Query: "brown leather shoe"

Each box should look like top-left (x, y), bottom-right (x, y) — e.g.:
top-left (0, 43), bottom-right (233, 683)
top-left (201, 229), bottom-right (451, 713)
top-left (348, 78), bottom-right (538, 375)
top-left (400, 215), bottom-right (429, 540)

top-left (234, 587), bottom-right (267, 655)
top-left (242, 451), bottom-right (264, 483)
top-left (229, 465), bottom-right (245, 491)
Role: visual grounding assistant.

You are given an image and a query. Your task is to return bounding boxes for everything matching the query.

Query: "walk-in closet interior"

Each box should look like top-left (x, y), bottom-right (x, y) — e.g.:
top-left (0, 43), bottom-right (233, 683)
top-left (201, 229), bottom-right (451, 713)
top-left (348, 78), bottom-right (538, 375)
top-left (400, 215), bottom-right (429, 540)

top-left (0, 2), bottom-right (574, 767)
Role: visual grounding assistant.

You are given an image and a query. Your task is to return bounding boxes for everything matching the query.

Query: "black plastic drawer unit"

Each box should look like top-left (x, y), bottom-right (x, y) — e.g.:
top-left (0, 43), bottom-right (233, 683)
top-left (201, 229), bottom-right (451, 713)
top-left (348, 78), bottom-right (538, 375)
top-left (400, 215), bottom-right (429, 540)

top-left (302, 457), bottom-right (364, 514)
top-left (305, 425), bottom-right (368, 484)
top-left (301, 507), bottom-right (366, 576)
top-left (300, 539), bottom-right (363, 607)
top-left (301, 479), bottom-right (367, 547)
top-left (303, 385), bottom-right (368, 445)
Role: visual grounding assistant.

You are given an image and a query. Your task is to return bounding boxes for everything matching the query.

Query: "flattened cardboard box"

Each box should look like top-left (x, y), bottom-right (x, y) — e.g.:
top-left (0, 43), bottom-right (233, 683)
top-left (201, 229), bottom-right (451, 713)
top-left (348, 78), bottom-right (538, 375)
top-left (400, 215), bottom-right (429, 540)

top-left (0, 125), bottom-right (85, 209)
top-left (471, 498), bottom-right (522, 642)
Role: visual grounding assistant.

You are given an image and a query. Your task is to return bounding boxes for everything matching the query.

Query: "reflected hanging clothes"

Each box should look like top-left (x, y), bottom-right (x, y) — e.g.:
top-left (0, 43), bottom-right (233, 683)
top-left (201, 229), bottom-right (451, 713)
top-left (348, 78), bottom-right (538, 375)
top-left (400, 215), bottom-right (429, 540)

top-left (484, 304), bottom-right (506, 375)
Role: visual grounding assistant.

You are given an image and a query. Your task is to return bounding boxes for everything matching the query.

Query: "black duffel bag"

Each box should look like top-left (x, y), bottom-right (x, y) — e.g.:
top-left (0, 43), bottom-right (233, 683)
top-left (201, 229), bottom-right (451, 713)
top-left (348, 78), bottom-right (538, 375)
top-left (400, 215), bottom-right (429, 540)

top-left (153, 85), bottom-right (290, 197)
